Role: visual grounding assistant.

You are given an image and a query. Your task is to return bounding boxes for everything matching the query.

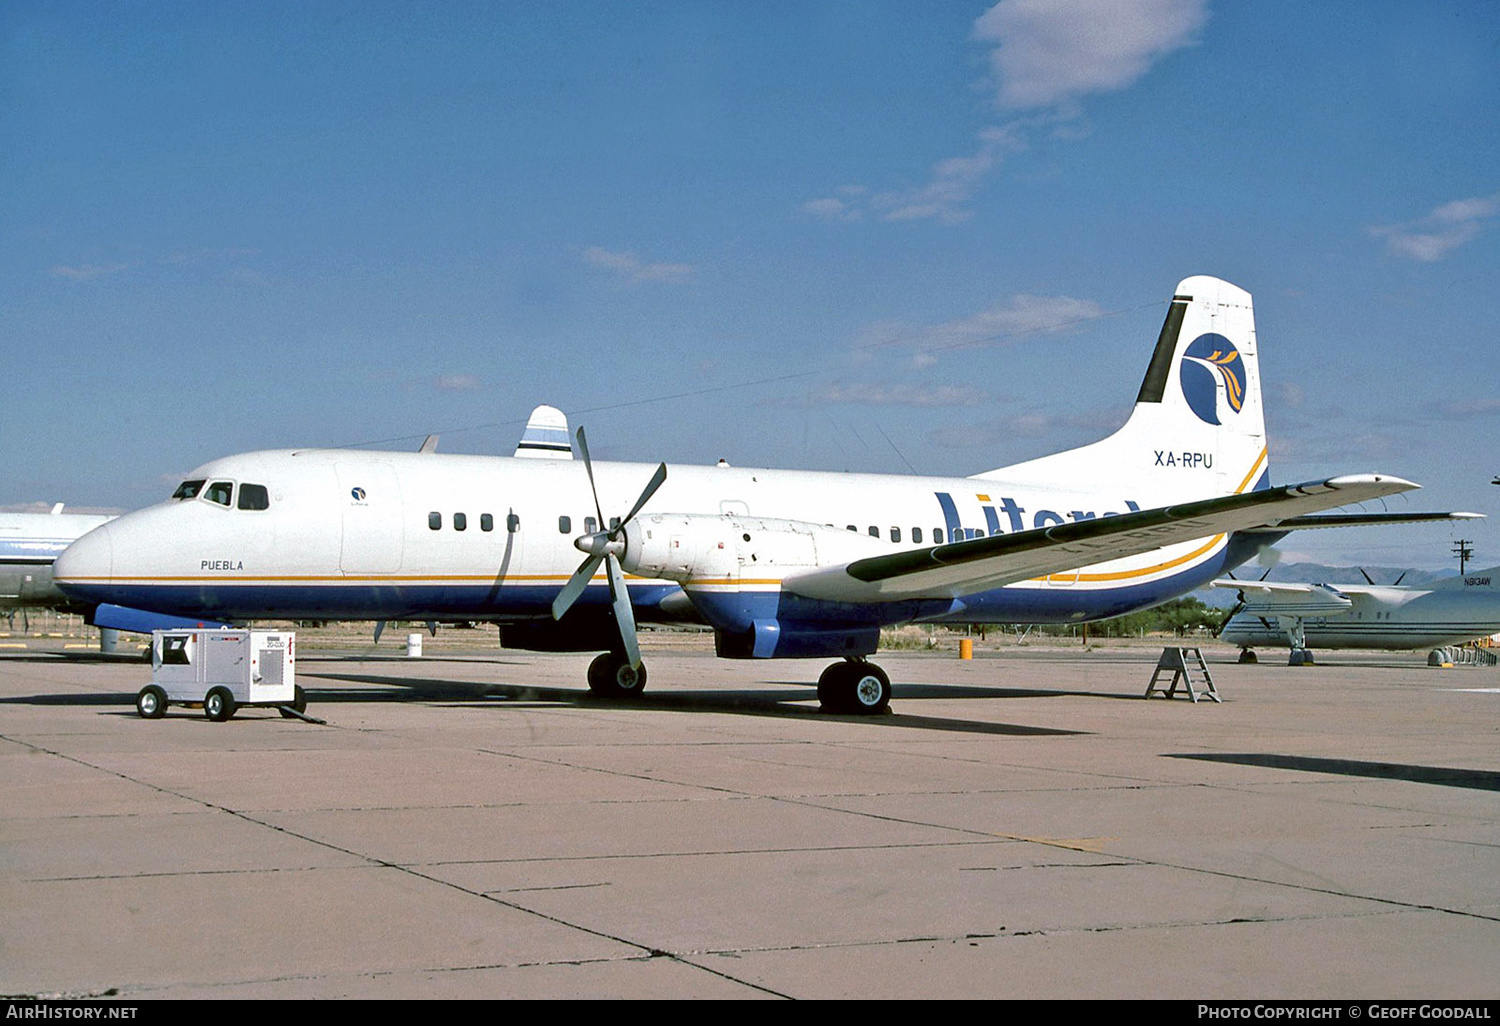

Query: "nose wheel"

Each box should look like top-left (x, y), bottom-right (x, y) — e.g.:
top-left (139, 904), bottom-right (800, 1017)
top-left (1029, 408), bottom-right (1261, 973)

top-left (817, 659), bottom-right (891, 715)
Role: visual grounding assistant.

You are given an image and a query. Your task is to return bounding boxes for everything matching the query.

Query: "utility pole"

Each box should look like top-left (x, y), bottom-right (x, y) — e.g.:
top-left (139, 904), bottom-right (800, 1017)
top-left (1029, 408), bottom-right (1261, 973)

top-left (1454, 539), bottom-right (1474, 576)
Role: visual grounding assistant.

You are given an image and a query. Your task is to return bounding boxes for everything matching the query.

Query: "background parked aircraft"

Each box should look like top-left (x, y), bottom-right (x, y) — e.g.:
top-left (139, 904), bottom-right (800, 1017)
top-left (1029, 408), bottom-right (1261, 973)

top-left (1217, 567), bottom-right (1500, 664)
top-left (0, 505), bottom-right (114, 617)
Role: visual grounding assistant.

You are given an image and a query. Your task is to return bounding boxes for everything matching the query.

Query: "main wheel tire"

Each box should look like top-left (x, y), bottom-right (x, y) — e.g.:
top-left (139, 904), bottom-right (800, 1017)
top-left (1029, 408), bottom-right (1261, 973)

top-left (817, 662), bottom-right (851, 712)
top-left (587, 652), bottom-right (647, 698)
top-left (204, 686), bottom-right (236, 722)
top-left (136, 686), bottom-right (167, 719)
top-left (818, 661), bottom-right (891, 715)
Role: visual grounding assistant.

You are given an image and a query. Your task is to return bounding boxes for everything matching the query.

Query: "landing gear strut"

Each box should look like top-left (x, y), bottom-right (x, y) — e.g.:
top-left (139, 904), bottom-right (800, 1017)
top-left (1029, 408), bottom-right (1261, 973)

top-left (587, 651), bottom-right (648, 698)
top-left (817, 659), bottom-right (891, 715)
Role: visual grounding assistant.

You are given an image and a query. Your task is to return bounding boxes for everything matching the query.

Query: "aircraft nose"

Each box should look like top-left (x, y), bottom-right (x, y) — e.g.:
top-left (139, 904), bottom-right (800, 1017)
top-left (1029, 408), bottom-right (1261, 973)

top-left (54, 521), bottom-right (114, 588)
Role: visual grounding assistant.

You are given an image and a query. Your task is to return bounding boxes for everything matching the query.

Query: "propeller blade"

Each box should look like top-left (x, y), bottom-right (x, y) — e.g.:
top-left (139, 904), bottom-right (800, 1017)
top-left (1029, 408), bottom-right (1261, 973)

top-left (615, 462), bottom-right (667, 537)
top-left (552, 552), bottom-right (605, 620)
top-left (1393, 570), bottom-right (1408, 586)
top-left (1215, 599), bottom-right (1246, 638)
top-left (575, 426), bottom-right (605, 528)
top-left (567, 425), bottom-right (662, 670)
top-left (606, 553), bottom-right (641, 670)
top-left (1358, 567), bottom-right (1375, 585)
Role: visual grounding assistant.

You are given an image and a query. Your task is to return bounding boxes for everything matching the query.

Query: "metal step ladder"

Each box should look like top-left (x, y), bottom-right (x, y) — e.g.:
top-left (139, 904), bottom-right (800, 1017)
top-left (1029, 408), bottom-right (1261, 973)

top-left (1144, 647), bottom-right (1220, 703)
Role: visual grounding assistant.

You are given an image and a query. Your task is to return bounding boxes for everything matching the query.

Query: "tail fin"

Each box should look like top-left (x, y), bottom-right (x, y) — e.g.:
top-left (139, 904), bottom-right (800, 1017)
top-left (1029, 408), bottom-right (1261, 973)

top-left (973, 275), bottom-right (1268, 499)
top-left (514, 405), bottom-right (575, 459)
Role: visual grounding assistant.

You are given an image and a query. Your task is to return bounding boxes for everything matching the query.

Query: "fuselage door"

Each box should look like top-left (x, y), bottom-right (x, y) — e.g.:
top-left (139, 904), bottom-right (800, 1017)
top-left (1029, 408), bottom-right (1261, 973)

top-left (336, 464), bottom-right (404, 573)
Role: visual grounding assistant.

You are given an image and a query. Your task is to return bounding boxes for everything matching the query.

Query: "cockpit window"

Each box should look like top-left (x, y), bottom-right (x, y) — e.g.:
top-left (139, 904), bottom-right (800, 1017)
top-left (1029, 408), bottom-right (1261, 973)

top-left (204, 481), bottom-right (234, 507)
top-left (172, 480), bottom-right (206, 500)
top-left (237, 484), bottom-right (270, 511)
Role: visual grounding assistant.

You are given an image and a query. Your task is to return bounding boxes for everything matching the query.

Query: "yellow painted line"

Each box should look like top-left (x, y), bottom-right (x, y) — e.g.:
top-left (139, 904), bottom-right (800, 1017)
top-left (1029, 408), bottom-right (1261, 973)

top-left (1234, 447), bottom-right (1269, 494)
top-left (0, 643), bottom-right (27, 649)
top-left (998, 834), bottom-right (1119, 854)
top-left (1069, 534), bottom-right (1224, 583)
top-left (64, 643), bottom-right (90, 649)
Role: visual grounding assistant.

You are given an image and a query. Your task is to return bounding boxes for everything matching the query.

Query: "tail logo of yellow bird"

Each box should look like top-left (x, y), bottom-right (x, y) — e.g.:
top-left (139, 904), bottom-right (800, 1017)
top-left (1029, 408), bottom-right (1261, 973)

top-left (1180, 333), bottom-right (1244, 425)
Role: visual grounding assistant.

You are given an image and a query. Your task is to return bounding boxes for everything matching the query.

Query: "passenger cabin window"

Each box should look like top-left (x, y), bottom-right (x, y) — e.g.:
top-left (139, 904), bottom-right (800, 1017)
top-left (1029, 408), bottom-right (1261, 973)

top-left (481, 513), bottom-right (494, 532)
top-left (868, 526), bottom-right (878, 538)
top-left (172, 479), bottom-right (205, 501)
top-left (507, 513), bottom-right (520, 533)
top-left (428, 512), bottom-right (442, 531)
top-left (559, 515), bottom-right (572, 534)
top-left (454, 512), bottom-right (467, 531)
top-left (934, 527), bottom-right (944, 543)
top-left (846, 525), bottom-right (857, 532)
top-left (912, 527), bottom-right (923, 544)
top-left (890, 527), bottom-right (901, 542)
top-left (584, 516), bottom-right (597, 534)
top-left (204, 481), bottom-right (233, 507)
top-left (237, 484), bottom-right (270, 511)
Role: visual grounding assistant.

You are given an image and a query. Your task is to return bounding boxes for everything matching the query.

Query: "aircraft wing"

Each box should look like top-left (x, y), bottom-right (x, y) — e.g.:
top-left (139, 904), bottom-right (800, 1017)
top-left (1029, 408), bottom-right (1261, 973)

top-left (782, 474), bottom-right (1417, 603)
top-left (1242, 510), bottom-right (1482, 531)
top-left (1208, 579), bottom-right (1355, 616)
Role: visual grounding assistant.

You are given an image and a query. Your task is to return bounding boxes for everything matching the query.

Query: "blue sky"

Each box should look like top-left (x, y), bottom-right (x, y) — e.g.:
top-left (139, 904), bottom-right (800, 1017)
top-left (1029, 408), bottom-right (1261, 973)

top-left (4, 0), bottom-right (1498, 569)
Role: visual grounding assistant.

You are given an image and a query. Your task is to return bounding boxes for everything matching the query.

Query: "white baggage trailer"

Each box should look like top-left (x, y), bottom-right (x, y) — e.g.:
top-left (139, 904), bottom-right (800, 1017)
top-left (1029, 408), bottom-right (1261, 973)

top-left (138, 629), bottom-right (304, 721)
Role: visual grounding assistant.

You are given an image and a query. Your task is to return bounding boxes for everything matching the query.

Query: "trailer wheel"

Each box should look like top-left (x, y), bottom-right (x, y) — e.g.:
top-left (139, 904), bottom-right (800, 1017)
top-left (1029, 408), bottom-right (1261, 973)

top-left (136, 686), bottom-right (167, 719)
top-left (279, 685), bottom-right (307, 718)
top-left (204, 687), bottom-right (236, 722)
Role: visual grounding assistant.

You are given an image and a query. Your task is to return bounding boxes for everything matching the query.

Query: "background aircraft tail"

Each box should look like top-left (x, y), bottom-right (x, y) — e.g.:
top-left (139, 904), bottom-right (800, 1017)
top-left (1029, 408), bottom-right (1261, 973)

top-left (973, 275), bottom-right (1269, 500)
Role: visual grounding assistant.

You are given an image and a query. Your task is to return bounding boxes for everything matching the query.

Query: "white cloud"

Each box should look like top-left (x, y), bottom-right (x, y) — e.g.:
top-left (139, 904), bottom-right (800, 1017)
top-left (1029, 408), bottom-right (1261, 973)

top-left (903, 293), bottom-right (1106, 364)
top-left (801, 1), bottom-right (1205, 226)
top-left (800, 197), bottom-right (861, 222)
top-left (974, 0), bottom-right (1207, 110)
top-left (1369, 193), bottom-right (1500, 262)
top-left (582, 246), bottom-right (696, 284)
top-left (871, 125), bottom-right (1027, 225)
top-left (48, 262), bottom-right (130, 281)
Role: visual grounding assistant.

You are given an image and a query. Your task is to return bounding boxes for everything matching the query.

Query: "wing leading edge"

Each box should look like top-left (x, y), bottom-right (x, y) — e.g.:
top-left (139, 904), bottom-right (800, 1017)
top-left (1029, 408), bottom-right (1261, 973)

top-left (781, 474), bottom-right (1418, 603)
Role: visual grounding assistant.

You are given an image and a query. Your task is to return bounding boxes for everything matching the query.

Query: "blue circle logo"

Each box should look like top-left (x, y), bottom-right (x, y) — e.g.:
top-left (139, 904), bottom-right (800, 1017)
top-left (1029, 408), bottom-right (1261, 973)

top-left (1180, 333), bottom-right (1244, 425)
top-left (351, 487), bottom-right (366, 501)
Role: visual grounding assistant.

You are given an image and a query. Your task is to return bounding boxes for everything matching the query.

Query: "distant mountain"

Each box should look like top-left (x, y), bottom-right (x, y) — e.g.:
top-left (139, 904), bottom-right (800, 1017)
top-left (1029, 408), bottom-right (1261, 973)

top-left (1194, 563), bottom-right (1460, 607)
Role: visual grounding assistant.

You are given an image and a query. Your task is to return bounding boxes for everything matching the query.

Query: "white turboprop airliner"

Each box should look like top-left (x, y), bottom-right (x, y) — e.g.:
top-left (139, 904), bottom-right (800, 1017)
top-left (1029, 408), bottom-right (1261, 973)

top-left (54, 277), bottom-right (1448, 712)
top-left (1215, 567), bottom-right (1500, 663)
top-left (1, 505), bottom-right (115, 615)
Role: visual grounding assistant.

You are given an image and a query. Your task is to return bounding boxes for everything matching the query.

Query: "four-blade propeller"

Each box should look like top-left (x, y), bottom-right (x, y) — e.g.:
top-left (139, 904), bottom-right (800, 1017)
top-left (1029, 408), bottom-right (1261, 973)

top-left (550, 427), bottom-right (667, 671)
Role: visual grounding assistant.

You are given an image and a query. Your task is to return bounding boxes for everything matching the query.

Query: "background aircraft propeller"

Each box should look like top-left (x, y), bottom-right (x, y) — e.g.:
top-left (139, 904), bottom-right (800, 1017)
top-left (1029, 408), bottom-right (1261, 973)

top-left (550, 427), bottom-right (667, 671)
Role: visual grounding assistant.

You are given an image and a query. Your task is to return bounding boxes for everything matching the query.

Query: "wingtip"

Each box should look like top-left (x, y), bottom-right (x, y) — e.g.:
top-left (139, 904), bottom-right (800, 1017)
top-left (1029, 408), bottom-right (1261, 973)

top-left (1324, 473), bottom-right (1420, 491)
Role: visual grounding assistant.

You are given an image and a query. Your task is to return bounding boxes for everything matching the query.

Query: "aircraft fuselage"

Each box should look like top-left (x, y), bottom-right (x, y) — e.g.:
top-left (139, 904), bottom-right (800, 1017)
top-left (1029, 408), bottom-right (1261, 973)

top-left (55, 446), bottom-right (1259, 631)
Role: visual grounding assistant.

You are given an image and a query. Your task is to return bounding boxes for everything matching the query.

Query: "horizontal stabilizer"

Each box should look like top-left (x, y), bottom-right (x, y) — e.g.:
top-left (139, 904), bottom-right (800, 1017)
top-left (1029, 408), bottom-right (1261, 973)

top-left (784, 473), bottom-right (1418, 603)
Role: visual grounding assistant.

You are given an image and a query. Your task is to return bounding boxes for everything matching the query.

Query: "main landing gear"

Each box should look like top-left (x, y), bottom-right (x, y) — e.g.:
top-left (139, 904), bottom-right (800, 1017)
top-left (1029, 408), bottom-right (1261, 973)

top-left (587, 651), bottom-right (648, 699)
top-left (817, 659), bottom-right (892, 715)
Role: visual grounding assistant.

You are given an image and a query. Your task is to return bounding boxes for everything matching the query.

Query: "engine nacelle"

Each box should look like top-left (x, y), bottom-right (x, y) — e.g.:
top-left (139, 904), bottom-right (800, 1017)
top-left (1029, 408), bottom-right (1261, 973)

top-left (621, 514), bottom-right (887, 584)
top-left (619, 514), bottom-right (944, 657)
